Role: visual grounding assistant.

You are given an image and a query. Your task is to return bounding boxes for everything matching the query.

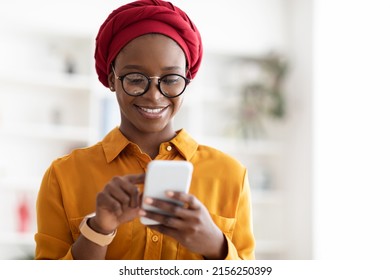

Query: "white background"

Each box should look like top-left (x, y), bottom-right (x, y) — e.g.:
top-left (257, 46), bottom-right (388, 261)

top-left (1, 0), bottom-right (390, 260)
top-left (313, 0), bottom-right (390, 259)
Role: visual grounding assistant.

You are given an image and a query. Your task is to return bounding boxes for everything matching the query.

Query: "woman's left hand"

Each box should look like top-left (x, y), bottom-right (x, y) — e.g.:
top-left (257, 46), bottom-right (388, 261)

top-left (139, 192), bottom-right (228, 259)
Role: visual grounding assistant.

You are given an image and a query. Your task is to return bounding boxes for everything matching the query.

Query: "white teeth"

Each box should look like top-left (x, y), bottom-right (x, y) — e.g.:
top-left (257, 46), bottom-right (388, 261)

top-left (139, 107), bottom-right (165, 114)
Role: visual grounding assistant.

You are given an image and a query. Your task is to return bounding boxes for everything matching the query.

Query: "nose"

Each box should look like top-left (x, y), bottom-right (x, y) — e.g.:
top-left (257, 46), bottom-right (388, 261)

top-left (144, 77), bottom-right (161, 100)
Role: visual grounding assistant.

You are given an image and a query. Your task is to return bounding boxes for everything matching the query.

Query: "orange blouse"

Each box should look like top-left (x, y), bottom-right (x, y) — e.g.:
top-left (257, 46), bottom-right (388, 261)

top-left (35, 128), bottom-right (255, 260)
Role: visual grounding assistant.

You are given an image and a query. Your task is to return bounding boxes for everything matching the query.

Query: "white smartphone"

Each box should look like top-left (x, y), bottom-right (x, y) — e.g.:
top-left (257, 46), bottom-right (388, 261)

top-left (140, 160), bottom-right (193, 225)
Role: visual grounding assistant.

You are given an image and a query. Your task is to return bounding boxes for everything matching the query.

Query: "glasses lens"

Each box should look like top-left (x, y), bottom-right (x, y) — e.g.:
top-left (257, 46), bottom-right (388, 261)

top-left (160, 74), bottom-right (187, 97)
top-left (123, 73), bottom-right (148, 96)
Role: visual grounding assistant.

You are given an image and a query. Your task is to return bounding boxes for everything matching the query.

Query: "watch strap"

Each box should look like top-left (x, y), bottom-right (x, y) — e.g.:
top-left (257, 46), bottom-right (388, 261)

top-left (79, 213), bottom-right (116, 247)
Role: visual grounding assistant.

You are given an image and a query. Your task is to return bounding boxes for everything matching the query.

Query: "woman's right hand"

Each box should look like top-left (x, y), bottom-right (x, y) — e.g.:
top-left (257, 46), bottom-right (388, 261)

top-left (89, 173), bottom-right (145, 234)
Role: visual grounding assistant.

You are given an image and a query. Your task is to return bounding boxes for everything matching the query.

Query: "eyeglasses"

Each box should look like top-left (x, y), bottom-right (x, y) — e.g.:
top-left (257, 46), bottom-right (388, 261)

top-left (111, 65), bottom-right (191, 98)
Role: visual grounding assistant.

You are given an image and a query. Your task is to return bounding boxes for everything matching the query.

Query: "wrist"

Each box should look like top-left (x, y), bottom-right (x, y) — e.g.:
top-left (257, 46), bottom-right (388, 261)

top-left (203, 232), bottom-right (228, 260)
top-left (88, 216), bottom-right (116, 235)
top-left (79, 213), bottom-right (117, 247)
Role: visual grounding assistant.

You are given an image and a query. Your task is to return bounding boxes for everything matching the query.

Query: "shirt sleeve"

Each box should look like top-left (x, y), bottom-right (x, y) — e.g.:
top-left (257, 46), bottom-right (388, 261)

top-left (34, 163), bottom-right (74, 260)
top-left (224, 170), bottom-right (256, 260)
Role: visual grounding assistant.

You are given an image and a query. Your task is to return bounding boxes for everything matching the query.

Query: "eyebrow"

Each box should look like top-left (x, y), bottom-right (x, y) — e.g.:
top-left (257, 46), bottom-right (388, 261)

top-left (121, 65), bottom-right (184, 72)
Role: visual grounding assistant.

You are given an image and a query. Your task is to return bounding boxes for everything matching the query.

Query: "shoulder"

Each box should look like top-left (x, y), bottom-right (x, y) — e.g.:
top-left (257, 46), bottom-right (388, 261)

top-left (196, 144), bottom-right (239, 161)
top-left (176, 129), bottom-right (246, 174)
top-left (193, 144), bottom-right (246, 174)
top-left (51, 141), bottom-right (104, 169)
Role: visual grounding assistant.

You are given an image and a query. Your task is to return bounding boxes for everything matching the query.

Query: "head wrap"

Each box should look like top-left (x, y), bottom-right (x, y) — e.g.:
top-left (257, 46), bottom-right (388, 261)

top-left (95, 0), bottom-right (203, 88)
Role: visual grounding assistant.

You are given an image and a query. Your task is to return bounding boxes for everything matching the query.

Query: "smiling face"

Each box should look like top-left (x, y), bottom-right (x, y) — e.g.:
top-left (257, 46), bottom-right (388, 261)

top-left (108, 34), bottom-right (187, 141)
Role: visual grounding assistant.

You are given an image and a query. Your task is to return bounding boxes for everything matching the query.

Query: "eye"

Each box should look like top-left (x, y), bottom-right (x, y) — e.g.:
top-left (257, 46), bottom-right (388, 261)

top-left (124, 74), bottom-right (147, 85)
top-left (162, 75), bottom-right (181, 86)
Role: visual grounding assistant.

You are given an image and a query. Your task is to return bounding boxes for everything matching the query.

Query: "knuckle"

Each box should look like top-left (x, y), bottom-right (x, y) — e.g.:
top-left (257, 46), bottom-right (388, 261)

top-left (170, 205), bottom-right (181, 215)
top-left (189, 225), bottom-right (200, 236)
top-left (105, 182), bottom-right (116, 192)
top-left (188, 196), bottom-right (195, 206)
top-left (110, 176), bottom-right (119, 182)
top-left (128, 186), bottom-right (139, 196)
top-left (163, 216), bottom-right (171, 225)
top-left (182, 234), bottom-right (193, 244)
top-left (121, 195), bottom-right (130, 205)
top-left (111, 176), bottom-right (123, 184)
top-left (96, 192), bottom-right (106, 204)
top-left (111, 201), bottom-right (122, 212)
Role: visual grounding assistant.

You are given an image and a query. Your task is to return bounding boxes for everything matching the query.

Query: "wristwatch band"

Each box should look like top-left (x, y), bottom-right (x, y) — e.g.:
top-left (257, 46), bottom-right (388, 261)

top-left (79, 213), bottom-right (116, 247)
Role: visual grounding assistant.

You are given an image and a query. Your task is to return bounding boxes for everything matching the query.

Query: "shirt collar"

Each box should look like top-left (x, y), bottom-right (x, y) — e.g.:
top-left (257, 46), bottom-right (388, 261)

top-left (102, 127), bottom-right (133, 163)
top-left (102, 127), bottom-right (198, 163)
top-left (170, 129), bottom-right (198, 160)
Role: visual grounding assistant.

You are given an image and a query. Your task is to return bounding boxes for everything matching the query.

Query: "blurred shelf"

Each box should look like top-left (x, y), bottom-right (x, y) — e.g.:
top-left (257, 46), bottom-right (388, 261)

top-left (0, 71), bottom-right (92, 92)
top-left (0, 23), bottom-right (95, 261)
top-left (199, 136), bottom-right (282, 156)
top-left (0, 123), bottom-right (90, 142)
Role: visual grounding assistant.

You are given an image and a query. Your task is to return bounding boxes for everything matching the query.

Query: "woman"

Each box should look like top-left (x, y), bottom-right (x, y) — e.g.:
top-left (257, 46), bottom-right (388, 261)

top-left (35, 0), bottom-right (255, 260)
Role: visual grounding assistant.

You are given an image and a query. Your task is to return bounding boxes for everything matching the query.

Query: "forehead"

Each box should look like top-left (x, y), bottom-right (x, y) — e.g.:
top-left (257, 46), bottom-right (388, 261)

top-left (115, 34), bottom-right (186, 68)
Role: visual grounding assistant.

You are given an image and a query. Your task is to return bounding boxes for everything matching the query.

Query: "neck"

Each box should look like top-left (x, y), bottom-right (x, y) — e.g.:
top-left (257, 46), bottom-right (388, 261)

top-left (119, 124), bottom-right (176, 159)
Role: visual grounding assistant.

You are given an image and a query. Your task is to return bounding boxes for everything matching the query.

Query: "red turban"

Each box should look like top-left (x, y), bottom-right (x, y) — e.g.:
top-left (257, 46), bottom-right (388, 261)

top-left (95, 0), bottom-right (203, 88)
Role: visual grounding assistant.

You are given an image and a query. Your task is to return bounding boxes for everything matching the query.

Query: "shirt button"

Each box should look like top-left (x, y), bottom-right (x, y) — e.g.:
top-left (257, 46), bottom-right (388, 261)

top-left (166, 145), bottom-right (172, 152)
top-left (152, 235), bottom-right (159, 242)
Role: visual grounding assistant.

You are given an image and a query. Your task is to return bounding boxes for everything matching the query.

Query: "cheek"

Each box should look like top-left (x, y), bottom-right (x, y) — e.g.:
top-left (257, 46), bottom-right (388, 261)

top-left (172, 98), bottom-right (184, 114)
top-left (116, 92), bottom-right (134, 109)
top-left (115, 93), bottom-right (124, 107)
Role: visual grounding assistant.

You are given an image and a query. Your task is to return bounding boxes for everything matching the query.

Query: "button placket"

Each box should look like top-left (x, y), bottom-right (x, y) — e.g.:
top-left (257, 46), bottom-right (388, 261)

top-left (144, 228), bottom-right (163, 259)
top-left (151, 235), bottom-right (159, 242)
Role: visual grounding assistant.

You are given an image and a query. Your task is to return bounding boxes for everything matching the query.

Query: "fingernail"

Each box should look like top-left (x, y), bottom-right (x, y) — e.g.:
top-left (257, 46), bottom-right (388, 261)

top-left (144, 197), bottom-right (153, 204)
top-left (166, 191), bottom-right (174, 197)
top-left (139, 209), bottom-right (146, 216)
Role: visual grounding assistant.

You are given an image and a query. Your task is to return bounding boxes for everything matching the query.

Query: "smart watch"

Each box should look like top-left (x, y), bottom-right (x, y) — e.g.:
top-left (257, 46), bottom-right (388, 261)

top-left (79, 213), bottom-right (116, 246)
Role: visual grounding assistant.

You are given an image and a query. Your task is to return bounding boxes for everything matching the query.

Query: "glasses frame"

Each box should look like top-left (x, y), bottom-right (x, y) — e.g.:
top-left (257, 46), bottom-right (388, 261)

top-left (111, 65), bottom-right (191, 98)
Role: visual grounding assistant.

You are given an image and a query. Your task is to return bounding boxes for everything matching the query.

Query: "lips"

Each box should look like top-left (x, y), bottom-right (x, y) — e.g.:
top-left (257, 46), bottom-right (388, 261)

top-left (135, 105), bottom-right (169, 119)
top-left (138, 107), bottom-right (165, 114)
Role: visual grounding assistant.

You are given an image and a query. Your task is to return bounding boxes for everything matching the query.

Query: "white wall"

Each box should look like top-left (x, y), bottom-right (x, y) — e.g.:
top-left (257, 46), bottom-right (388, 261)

top-left (282, 0), bottom-right (314, 259)
top-left (313, 0), bottom-right (390, 259)
top-left (174, 0), bottom-right (287, 55)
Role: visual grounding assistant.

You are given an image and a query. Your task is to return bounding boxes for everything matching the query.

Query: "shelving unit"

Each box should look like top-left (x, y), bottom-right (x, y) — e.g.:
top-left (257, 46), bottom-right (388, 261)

top-left (0, 25), bottom-right (288, 261)
top-left (0, 24), bottom-right (101, 259)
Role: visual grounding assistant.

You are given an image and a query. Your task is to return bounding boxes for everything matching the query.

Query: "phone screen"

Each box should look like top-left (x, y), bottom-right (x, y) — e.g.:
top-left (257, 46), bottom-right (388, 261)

top-left (140, 160), bottom-right (193, 225)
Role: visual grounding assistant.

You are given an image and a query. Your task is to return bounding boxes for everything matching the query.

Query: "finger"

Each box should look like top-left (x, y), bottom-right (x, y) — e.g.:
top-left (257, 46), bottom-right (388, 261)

top-left (123, 186), bottom-right (140, 208)
top-left (165, 191), bottom-right (200, 210)
top-left (139, 192), bottom-right (144, 206)
top-left (117, 174), bottom-right (144, 207)
top-left (124, 173), bottom-right (145, 185)
top-left (106, 177), bottom-right (140, 208)
top-left (105, 177), bottom-right (132, 206)
top-left (96, 191), bottom-right (124, 216)
top-left (148, 223), bottom-right (177, 237)
top-left (141, 210), bottom-right (179, 229)
top-left (143, 197), bottom-right (185, 218)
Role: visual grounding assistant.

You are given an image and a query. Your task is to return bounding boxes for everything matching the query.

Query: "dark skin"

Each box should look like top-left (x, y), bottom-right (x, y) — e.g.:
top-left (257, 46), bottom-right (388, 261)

top-left (71, 34), bottom-right (227, 260)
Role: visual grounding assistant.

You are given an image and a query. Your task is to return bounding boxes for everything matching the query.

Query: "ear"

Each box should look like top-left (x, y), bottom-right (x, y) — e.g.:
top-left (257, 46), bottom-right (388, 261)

top-left (108, 72), bottom-right (116, 92)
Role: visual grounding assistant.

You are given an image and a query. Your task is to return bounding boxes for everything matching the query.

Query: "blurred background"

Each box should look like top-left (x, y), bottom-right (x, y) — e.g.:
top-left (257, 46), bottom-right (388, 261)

top-left (0, 0), bottom-right (389, 260)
